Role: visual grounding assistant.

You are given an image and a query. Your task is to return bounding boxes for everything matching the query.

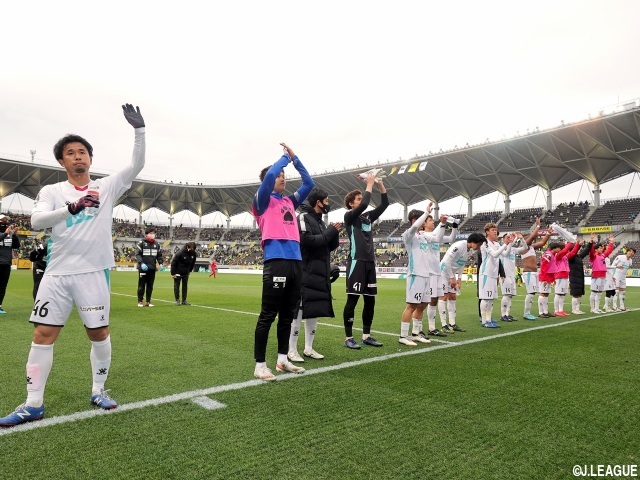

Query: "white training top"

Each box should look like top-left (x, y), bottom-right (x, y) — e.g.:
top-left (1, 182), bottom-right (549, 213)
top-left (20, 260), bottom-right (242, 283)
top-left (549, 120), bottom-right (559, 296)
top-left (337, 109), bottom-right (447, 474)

top-left (480, 240), bottom-right (510, 278)
top-left (610, 254), bottom-right (632, 282)
top-left (440, 239), bottom-right (471, 279)
top-left (32, 128), bottom-right (145, 275)
top-left (403, 211), bottom-right (456, 277)
top-left (501, 244), bottom-right (528, 278)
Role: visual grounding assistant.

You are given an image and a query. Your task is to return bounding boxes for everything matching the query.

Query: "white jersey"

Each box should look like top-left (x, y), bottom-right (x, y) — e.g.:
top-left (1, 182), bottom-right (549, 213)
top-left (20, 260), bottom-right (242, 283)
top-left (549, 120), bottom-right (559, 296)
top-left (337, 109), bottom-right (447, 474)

top-left (403, 211), bottom-right (447, 277)
top-left (611, 254), bottom-right (632, 282)
top-left (440, 240), bottom-right (471, 279)
top-left (480, 240), bottom-right (510, 278)
top-left (501, 244), bottom-right (528, 278)
top-left (604, 257), bottom-right (616, 291)
top-left (32, 128), bottom-right (145, 276)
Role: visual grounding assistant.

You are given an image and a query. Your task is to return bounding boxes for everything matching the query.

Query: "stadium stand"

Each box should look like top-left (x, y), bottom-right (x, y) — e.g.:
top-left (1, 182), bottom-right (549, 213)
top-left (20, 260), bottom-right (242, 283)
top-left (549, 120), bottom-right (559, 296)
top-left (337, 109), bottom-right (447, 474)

top-left (543, 201), bottom-right (591, 228)
top-left (460, 211), bottom-right (502, 232)
top-left (499, 207), bottom-right (544, 232)
top-left (585, 198), bottom-right (640, 226)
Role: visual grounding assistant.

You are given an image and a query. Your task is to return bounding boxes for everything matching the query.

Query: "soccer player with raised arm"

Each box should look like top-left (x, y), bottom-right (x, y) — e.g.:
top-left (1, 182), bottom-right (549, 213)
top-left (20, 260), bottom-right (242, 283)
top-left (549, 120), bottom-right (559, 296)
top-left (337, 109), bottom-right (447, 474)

top-left (252, 143), bottom-right (314, 381)
top-left (479, 223), bottom-right (513, 328)
top-left (0, 104), bottom-right (145, 427)
top-left (438, 233), bottom-right (486, 334)
top-left (611, 247), bottom-right (635, 311)
top-left (399, 202), bottom-right (441, 346)
top-left (343, 173), bottom-right (389, 349)
top-left (518, 219), bottom-right (552, 320)
top-left (498, 232), bottom-right (529, 322)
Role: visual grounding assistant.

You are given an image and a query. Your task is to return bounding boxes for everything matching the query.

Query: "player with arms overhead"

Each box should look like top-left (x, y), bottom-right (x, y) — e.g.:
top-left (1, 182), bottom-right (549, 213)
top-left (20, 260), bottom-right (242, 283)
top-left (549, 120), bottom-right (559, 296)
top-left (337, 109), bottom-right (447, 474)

top-left (342, 173), bottom-right (389, 349)
top-left (0, 104), bottom-right (146, 427)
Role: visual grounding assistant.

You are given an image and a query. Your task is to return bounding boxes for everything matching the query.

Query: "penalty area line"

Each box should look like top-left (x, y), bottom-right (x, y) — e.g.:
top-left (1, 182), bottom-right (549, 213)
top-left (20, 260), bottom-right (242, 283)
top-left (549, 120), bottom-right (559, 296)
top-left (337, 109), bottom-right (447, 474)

top-left (1, 308), bottom-right (636, 436)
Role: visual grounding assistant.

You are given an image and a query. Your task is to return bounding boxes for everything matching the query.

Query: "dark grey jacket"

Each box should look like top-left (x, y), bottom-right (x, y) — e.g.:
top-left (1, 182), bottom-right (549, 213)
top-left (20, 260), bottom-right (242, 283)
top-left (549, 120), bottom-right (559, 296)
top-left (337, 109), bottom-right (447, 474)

top-left (0, 232), bottom-right (20, 265)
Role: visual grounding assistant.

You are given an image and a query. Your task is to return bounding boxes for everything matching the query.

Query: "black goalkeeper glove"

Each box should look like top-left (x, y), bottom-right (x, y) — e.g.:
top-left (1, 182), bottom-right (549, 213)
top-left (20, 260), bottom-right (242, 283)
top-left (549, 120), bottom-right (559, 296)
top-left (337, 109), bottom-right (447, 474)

top-left (68, 194), bottom-right (100, 215)
top-left (122, 103), bottom-right (145, 128)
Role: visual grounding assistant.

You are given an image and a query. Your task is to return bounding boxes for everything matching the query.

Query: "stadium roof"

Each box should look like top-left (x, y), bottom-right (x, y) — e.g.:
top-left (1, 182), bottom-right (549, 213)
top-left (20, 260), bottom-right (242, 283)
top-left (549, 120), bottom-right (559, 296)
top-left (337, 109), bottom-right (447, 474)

top-left (2, 106), bottom-right (640, 218)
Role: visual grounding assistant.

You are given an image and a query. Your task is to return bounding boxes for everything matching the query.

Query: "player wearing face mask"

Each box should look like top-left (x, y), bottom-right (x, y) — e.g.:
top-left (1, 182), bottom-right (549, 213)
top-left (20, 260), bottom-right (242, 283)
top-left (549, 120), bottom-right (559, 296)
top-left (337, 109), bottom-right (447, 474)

top-left (135, 227), bottom-right (163, 307)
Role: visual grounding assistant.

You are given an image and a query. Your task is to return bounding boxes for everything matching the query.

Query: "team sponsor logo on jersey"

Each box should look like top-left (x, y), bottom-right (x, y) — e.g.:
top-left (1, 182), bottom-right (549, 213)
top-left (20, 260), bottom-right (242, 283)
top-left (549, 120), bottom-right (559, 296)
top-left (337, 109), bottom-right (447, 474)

top-left (367, 283), bottom-right (377, 288)
top-left (280, 205), bottom-right (295, 224)
top-left (80, 305), bottom-right (105, 312)
top-left (361, 223), bottom-right (371, 232)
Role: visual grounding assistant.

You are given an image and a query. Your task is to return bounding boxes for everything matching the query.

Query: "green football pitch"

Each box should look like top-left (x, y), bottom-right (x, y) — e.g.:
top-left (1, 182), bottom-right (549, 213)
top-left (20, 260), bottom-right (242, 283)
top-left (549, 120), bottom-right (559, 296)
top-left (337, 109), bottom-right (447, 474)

top-left (0, 270), bottom-right (638, 479)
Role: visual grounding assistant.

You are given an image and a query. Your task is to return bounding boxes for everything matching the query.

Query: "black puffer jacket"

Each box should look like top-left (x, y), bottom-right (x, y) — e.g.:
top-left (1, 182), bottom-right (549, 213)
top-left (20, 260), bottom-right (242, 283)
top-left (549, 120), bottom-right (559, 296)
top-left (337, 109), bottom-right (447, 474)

top-left (298, 202), bottom-right (340, 319)
top-left (568, 241), bottom-right (591, 292)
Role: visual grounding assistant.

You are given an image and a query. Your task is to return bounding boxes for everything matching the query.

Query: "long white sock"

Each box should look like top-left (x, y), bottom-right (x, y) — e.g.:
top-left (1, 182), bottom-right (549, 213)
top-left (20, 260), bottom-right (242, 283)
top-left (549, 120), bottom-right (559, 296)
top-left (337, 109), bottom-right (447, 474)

top-left (25, 343), bottom-right (54, 407)
top-left (289, 309), bottom-right (302, 352)
top-left (503, 296), bottom-right (512, 316)
top-left (612, 292), bottom-right (618, 308)
top-left (594, 292), bottom-right (602, 310)
top-left (538, 296), bottom-right (545, 315)
top-left (572, 297), bottom-right (580, 312)
top-left (558, 295), bottom-right (565, 312)
top-left (619, 291), bottom-right (626, 309)
top-left (589, 292), bottom-right (596, 310)
top-left (304, 317), bottom-right (318, 351)
top-left (604, 296), bottom-right (611, 309)
top-left (401, 321), bottom-right (410, 338)
top-left (427, 305), bottom-right (437, 331)
top-left (447, 300), bottom-right (457, 325)
top-left (438, 299), bottom-right (447, 327)
top-left (91, 336), bottom-right (112, 395)
top-left (480, 299), bottom-right (493, 323)
top-left (412, 318), bottom-right (422, 335)
top-left (553, 295), bottom-right (559, 313)
top-left (524, 294), bottom-right (534, 315)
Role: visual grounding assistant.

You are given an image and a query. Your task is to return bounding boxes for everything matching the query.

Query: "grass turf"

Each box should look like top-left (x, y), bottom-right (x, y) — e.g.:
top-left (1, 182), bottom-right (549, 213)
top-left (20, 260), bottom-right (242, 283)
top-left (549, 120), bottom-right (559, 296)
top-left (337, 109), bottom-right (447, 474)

top-left (0, 270), bottom-right (638, 479)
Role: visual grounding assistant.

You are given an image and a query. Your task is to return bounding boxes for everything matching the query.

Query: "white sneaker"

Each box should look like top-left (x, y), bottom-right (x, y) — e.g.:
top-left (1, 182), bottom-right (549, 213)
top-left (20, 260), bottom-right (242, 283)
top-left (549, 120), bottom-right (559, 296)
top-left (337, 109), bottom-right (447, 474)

top-left (254, 365), bottom-right (276, 381)
top-left (276, 361), bottom-right (305, 374)
top-left (287, 351), bottom-right (304, 362)
top-left (612, 306), bottom-right (620, 311)
top-left (591, 309), bottom-right (603, 314)
top-left (303, 349), bottom-right (324, 360)
top-left (604, 307), bottom-right (613, 313)
top-left (399, 336), bottom-right (417, 346)
top-left (137, 302), bottom-right (143, 307)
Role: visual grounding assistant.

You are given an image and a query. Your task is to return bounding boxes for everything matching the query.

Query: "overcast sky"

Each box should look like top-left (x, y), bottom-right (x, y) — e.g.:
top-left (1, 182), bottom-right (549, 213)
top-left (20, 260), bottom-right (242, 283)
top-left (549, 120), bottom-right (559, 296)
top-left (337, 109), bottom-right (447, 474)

top-left (2, 1), bottom-right (639, 226)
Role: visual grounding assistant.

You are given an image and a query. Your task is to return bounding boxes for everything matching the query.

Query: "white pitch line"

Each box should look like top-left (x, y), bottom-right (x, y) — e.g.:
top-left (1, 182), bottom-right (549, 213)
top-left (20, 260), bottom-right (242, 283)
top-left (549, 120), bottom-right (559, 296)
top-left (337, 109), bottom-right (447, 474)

top-left (2, 307), bottom-right (636, 437)
top-left (191, 397), bottom-right (227, 410)
top-left (111, 292), bottom-right (256, 316)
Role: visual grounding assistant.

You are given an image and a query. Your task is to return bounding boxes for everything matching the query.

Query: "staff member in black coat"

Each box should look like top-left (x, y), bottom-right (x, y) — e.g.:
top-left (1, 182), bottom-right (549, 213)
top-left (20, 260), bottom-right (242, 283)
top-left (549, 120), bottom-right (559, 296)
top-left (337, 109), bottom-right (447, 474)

top-left (288, 188), bottom-right (342, 362)
top-left (29, 240), bottom-right (47, 300)
top-left (568, 239), bottom-right (590, 314)
top-left (171, 242), bottom-right (197, 305)
top-left (135, 227), bottom-right (163, 307)
top-left (0, 215), bottom-right (21, 314)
